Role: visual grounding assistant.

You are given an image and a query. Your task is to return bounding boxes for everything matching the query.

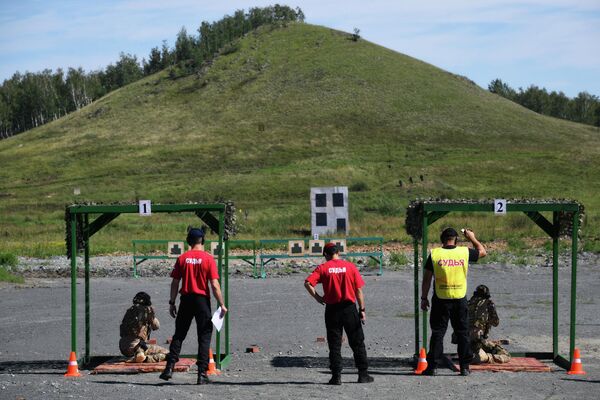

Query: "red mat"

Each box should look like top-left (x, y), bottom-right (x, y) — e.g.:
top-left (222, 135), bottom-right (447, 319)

top-left (455, 357), bottom-right (551, 372)
top-left (92, 357), bottom-right (196, 374)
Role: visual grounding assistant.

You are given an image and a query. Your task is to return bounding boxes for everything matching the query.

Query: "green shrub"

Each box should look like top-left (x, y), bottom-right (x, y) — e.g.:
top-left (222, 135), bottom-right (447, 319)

top-left (350, 181), bottom-right (369, 192)
top-left (0, 252), bottom-right (17, 267)
top-left (390, 251), bottom-right (409, 266)
top-left (507, 237), bottom-right (527, 252)
top-left (0, 266), bottom-right (24, 284)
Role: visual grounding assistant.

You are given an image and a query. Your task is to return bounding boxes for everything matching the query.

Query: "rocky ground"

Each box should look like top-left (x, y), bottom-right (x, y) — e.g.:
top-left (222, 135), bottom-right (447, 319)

top-left (0, 253), bottom-right (599, 399)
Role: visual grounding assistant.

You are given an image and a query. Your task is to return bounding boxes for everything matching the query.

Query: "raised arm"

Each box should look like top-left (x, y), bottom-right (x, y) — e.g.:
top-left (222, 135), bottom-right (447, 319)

top-left (463, 229), bottom-right (487, 258)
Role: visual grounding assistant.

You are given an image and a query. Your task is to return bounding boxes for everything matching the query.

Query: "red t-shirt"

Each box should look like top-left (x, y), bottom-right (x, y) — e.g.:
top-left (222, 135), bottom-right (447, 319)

top-left (305, 259), bottom-right (365, 304)
top-left (171, 249), bottom-right (219, 296)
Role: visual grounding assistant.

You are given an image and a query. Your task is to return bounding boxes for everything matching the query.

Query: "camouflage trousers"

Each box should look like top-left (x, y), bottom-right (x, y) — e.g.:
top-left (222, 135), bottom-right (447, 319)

top-left (119, 337), bottom-right (169, 363)
top-left (472, 339), bottom-right (511, 364)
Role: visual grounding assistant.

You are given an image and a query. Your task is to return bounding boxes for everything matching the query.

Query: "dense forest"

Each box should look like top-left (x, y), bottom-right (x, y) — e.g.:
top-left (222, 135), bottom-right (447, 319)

top-left (488, 79), bottom-right (600, 128)
top-left (0, 5), bottom-right (304, 139)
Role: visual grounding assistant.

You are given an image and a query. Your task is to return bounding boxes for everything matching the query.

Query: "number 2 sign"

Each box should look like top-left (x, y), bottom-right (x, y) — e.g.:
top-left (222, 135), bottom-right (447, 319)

top-left (494, 199), bottom-right (507, 215)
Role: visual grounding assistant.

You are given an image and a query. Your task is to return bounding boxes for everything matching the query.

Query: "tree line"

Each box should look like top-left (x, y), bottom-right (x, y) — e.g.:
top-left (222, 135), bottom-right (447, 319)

top-left (488, 79), bottom-right (600, 128)
top-left (0, 5), bottom-right (304, 139)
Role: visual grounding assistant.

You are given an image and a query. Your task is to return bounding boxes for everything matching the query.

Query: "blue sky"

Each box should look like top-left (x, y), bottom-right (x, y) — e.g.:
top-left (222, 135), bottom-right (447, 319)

top-left (0, 0), bottom-right (598, 97)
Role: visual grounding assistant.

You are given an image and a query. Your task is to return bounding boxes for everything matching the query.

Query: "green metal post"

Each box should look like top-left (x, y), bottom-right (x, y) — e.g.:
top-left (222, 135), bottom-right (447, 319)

top-left (260, 247), bottom-right (266, 279)
top-left (422, 213), bottom-right (429, 351)
top-left (552, 212), bottom-right (559, 358)
top-left (224, 238), bottom-right (230, 359)
top-left (215, 210), bottom-right (224, 368)
top-left (252, 243), bottom-right (258, 278)
top-left (85, 214), bottom-right (90, 363)
top-left (413, 237), bottom-right (419, 356)
top-left (569, 212), bottom-right (579, 363)
top-left (70, 211), bottom-right (77, 354)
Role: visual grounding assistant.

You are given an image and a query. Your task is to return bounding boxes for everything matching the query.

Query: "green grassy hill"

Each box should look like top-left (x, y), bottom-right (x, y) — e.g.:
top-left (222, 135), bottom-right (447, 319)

top-left (1, 23), bottom-right (599, 256)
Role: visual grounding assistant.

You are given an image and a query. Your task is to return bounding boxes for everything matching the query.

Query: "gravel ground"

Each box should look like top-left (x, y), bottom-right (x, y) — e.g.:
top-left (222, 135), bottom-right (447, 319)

top-left (1, 255), bottom-right (599, 399)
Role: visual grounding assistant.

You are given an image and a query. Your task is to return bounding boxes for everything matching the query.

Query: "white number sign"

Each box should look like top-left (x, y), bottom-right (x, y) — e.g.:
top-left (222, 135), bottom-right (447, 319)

top-left (494, 199), bottom-right (507, 215)
top-left (139, 200), bottom-right (152, 216)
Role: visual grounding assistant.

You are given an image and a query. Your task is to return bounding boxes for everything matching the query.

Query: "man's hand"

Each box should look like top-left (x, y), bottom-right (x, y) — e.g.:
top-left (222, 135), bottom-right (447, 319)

top-left (462, 228), bottom-right (475, 241)
top-left (315, 294), bottom-right (325, 305)
top-left (463, 228), bottom-right (487, 258)
top-left (169, 304), bottom-right (177, 318)
top-left (420, 297), bottom-right (430, 311)
top-left (219, 305), bottom-right (228, 318)
top-left (359, 310), bottom-right (366, 324)
top-left (305, 281), bottom-right (325, 305)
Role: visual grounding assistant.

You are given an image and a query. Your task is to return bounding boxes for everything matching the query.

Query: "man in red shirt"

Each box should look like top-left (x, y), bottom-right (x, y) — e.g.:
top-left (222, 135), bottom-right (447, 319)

top-left (160, 228), bottom-right (228, 384)
top-left (305, 242), bottom-right (374, 385)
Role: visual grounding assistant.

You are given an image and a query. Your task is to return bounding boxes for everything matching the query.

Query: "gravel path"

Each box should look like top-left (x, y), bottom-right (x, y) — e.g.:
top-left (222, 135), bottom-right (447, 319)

top-left (1, 255), bottom-right (599, 399)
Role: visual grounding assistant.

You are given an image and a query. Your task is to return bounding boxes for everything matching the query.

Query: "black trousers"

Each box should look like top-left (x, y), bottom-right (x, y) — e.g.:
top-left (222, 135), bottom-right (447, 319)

top-left (166, 294), bottom-right (213, 372)
top-left (325, 301), bottom-right (369, 374)
top-left (427, 294), bottom-right (473, 368)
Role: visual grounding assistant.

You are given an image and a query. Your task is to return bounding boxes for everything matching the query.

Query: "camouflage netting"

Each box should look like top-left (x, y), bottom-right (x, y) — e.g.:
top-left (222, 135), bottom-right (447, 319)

top-left (405, 198), bottom-right (584, 240)
top-left (216, 199), bottom-right (237, 240)
top-left (65, 201), bottom-right (236, 259)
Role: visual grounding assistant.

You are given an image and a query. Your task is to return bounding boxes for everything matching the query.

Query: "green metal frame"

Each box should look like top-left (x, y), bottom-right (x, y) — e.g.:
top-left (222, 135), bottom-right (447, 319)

top-left (66, 203), bottom-right (231, 369)
top-left (258, 237), bottom-right (384, 278)
top-left (411, 201), bottom-right (580, 370)
top-left (131, 239), bottom-right (256, 278)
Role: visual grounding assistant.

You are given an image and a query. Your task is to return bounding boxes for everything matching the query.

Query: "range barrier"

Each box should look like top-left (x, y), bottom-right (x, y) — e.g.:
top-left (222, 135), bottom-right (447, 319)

top-left (132, 237), bottom-right (383, 279)
top-left (257, 237), bottom-right (383, 278)
top-left (132, 239), bottom-right (256, 277)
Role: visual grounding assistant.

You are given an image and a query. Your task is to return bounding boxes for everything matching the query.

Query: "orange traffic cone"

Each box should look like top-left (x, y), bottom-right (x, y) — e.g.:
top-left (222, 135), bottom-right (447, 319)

top-left (206, 348), bottom-right (221, 375)
top-left (64, 351), bottom-right (81, 377)
top-left (414, 348), bottom-right (428, 375)
top-left (567, 348), bottom-right (586, 375)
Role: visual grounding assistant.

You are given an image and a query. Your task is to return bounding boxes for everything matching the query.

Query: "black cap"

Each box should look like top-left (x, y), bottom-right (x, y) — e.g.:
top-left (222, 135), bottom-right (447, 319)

top-left (187, 228), bottom-right (205, 239)
top-left (323, 242), bottom-right (338, 256)
top-left (186, 227), bottom-right (206, 246)
top-left (440, 227), bottom-right (459, 243)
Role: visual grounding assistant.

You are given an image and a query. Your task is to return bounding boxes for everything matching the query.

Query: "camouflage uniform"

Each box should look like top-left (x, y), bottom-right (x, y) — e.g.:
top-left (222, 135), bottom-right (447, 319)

top-left (119, 304), bottom-right (168, 363)
top-left (468, 295), bottom-right (510, 364)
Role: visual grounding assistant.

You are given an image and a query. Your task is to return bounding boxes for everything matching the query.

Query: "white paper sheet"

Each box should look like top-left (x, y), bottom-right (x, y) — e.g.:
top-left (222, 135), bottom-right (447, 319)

top-left (212, 307), bottom-right (224, 332)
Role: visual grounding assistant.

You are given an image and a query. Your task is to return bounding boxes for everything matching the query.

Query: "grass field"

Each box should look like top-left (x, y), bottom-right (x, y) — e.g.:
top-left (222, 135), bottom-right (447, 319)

top-left (0, 23), bottom-right (599, 256)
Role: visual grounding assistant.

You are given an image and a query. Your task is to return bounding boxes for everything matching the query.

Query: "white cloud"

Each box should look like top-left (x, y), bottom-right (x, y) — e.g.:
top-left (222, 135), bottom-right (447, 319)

top-left (1, 1), bottom-right (599, 95)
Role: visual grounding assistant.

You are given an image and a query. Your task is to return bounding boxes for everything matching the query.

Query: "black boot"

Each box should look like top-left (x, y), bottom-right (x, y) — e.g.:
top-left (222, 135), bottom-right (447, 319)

top-left (357, 371), bottom-right (374, 383)
top-left (328, 373), bottom-right (342, 385)
top-left (197, 372), bottom-right (211, 385)
top-left (422, 366), bottom-right (437, 376)
top-left (159, 363), bottom-right (174, 381)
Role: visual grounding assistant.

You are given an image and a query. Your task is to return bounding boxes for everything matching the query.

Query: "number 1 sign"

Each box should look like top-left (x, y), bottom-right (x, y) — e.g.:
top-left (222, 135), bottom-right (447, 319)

top-left (139, 200), bottom-right (152, 216)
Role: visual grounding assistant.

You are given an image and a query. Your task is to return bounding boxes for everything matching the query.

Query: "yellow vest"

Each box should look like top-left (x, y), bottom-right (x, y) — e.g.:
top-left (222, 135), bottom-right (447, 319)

top-left (431, 247), bottom-right (469, 299)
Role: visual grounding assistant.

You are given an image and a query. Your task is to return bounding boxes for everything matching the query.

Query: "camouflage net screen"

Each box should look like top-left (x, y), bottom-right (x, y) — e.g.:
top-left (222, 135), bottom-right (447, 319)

top-left (65, 201), bottom-right (236, 259)
top-left (405, 199), bottom-right (584, 240)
